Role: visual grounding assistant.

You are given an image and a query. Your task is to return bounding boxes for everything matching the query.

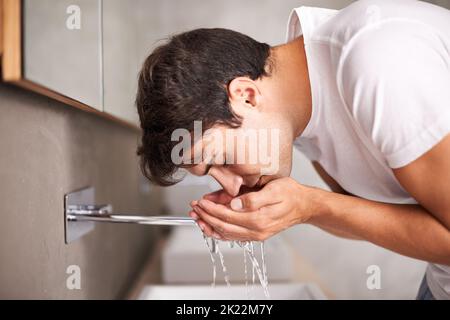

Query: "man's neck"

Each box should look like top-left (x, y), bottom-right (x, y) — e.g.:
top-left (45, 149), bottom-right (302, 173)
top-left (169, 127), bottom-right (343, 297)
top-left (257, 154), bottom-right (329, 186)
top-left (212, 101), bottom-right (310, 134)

top-left (271, 36), bottom-right (312, 139)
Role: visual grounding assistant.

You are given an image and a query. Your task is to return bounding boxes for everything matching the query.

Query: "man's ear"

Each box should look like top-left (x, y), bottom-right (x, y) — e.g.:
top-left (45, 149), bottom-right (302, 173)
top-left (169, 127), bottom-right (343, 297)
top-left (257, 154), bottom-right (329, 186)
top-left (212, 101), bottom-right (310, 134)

top-left (228, 77), bottom-right (261, 113)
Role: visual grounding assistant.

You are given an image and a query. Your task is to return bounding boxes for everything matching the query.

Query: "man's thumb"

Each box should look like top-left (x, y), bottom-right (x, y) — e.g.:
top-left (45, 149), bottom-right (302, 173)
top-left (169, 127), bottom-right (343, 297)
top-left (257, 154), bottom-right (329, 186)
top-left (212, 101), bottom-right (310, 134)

top-left (230, 198), bottom-right (243, 211)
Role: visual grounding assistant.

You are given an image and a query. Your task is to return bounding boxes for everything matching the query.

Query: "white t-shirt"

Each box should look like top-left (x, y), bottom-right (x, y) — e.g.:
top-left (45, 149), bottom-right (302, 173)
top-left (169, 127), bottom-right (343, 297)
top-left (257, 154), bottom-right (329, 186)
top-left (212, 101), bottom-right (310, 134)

top-left (286, 0), bottom-right (450, 299)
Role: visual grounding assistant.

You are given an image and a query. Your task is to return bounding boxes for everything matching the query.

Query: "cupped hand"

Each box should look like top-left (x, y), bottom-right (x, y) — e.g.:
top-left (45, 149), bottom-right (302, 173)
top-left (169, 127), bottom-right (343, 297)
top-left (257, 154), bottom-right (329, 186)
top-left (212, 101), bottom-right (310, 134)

top-left (188, 177), bottom-right (322, 241)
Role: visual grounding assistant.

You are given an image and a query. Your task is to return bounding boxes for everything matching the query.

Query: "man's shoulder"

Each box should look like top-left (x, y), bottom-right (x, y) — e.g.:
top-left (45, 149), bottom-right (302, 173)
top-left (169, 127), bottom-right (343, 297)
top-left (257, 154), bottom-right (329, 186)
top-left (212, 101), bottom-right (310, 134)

top-left (310, 0), bottom-right (393, 47)
top-left (313, 0), bottom-right (446, 51)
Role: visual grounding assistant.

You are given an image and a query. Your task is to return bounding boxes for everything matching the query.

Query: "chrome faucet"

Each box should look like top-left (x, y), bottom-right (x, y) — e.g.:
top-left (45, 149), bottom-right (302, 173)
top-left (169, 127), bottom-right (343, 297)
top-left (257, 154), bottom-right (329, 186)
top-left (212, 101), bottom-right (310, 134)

top-left (64, 187), bottom-right (197, 243)
top-left (66, 204), bottom-right (196, 226)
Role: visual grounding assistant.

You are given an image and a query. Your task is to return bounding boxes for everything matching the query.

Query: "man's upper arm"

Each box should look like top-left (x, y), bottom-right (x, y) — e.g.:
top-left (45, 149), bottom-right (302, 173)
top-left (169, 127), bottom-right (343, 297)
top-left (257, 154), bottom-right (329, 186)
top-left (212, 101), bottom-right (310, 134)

top-left (393, 134), bottom-right (450, 230)
top-left (340, 21), bottom-right (450, 169)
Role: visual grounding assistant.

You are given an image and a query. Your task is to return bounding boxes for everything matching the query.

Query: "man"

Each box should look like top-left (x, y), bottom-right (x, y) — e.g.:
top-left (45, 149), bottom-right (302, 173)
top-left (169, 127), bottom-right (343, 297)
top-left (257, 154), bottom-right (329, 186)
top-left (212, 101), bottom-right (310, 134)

top-left (135, 0), bottom-right (450, 299)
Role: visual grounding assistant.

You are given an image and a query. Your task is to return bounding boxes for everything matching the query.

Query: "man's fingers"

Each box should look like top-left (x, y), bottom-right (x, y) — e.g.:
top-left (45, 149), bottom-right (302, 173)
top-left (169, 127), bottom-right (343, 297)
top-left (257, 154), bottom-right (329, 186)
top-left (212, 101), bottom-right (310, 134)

top-left (193, 205), bottom-right (253, 241)
top-left (203, 189), bottom-right (234, 205)
top-left (189, 200), bottom-right (199, 209)
top-left (188, 210), bottom-right (199, 220)
top-left (197, 199), bottom-right (255, 228)
top-left (189, 209), bottom-right (215, 236)
top-left (198, 218), bottom-right (214, 237)
top-left (233, 184), bottom-right (282, 211)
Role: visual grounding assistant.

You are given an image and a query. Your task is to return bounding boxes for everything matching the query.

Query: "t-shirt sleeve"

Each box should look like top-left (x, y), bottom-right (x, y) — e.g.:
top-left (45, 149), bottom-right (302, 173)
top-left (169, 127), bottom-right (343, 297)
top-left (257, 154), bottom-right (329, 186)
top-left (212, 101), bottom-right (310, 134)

top-left (339, 21), bottom-right (450, 169)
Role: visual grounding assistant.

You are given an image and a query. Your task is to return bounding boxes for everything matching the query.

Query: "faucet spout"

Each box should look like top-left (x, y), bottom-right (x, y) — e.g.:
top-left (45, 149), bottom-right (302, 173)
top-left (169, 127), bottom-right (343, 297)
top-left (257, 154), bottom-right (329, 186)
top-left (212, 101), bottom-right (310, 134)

top-left (67, 204), bottom-right (196, 226)
top-left (64, 187), bottom-right (198, 243)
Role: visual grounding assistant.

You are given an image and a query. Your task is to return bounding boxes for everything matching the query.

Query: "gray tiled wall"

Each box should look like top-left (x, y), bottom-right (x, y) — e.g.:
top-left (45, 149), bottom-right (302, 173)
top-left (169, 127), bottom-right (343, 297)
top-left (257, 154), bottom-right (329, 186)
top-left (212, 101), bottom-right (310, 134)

top-left (0, 84), bottom-right (163, 299)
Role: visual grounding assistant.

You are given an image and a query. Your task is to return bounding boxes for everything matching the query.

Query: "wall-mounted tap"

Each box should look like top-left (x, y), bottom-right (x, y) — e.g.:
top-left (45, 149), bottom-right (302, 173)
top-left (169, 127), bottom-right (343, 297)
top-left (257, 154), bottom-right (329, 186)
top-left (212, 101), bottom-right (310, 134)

top-left (64, 187), bottom-right (196, 243)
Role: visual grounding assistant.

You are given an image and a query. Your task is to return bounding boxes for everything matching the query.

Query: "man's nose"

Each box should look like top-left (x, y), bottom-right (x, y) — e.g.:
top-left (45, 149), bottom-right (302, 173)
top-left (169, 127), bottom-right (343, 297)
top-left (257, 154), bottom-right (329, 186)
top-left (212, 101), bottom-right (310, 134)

top-left (208, 167), bottom-right (243, 197)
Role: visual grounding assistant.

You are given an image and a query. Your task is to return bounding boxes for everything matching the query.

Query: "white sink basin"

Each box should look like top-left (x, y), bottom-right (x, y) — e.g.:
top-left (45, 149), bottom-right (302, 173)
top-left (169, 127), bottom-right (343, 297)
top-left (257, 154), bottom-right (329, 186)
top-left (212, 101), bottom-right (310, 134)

top-left (138, 283), bottom-right (326, 300)
top-left (162, 228), bottom-right (295, 284)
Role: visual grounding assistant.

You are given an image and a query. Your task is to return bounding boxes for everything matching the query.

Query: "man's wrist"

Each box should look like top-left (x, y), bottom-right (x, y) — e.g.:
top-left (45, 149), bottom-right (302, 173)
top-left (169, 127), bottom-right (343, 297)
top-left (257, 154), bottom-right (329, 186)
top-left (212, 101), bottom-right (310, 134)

top-left (304, 186), bottom-right (334, 225)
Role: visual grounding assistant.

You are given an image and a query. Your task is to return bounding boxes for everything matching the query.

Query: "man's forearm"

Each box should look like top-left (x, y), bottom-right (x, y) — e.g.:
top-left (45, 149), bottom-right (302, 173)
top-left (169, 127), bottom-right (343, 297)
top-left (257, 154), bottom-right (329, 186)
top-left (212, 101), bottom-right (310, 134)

top-left (308, 189), bottom-right (450, 265)
top-left (314, 223), bottom-right (362, 240)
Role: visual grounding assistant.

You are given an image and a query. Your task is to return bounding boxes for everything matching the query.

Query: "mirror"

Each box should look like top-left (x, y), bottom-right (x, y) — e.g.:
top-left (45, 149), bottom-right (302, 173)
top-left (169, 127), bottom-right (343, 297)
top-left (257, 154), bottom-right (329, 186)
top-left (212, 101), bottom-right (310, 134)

top-left (102, 0), bottom-right (144, 124)
top-left (23, 0), bottom-right (102, 110)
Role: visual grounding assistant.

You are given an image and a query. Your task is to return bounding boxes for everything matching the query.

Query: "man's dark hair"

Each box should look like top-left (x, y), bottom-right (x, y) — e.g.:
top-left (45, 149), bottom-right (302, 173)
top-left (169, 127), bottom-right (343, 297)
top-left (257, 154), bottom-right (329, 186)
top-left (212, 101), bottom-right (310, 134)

top-left (136, 28), bottom-right (272, 186)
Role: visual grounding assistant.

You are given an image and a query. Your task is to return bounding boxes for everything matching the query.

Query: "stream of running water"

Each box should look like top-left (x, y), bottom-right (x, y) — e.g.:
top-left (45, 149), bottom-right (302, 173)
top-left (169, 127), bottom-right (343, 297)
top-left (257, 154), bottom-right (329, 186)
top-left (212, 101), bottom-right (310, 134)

top-left (202, 236), bottom-right (270, 299)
